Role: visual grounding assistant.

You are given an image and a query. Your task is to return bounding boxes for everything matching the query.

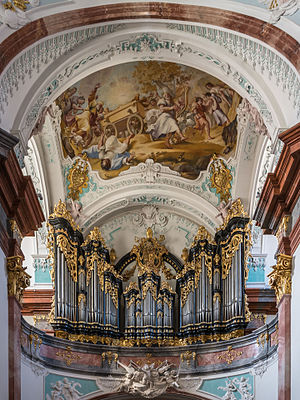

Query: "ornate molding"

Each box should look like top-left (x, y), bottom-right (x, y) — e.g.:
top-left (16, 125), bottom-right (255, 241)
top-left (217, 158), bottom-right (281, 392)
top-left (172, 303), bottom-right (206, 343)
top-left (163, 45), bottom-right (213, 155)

top-left (268, 253), bottom-right (292, 304)
top-left (120, 158), bottom-right (180, 184)
top-left (6, 255), bottom-right (30, 303)
top-left (0, 0), bottom-right (39, 30)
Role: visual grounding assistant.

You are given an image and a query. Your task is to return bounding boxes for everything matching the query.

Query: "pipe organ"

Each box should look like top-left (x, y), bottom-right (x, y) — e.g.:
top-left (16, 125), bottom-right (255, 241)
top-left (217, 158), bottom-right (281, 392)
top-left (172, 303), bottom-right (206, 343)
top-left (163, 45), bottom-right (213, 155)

top-left (47, 199), bottom-right (251, 345)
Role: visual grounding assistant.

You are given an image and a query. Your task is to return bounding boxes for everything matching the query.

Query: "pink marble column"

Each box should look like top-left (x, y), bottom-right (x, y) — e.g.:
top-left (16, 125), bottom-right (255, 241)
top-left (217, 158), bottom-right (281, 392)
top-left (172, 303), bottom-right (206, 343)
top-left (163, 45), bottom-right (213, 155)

top-left (278, 294), bottom-right (291, 400)
top-left (8, 296), bottom-right (21, 400)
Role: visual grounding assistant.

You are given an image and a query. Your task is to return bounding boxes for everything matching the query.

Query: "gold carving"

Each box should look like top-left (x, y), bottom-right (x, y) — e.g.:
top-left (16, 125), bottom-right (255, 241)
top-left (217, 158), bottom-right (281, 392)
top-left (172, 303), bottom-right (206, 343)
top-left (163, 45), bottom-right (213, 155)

top-left (6, 256), bottom-right (30, 303)
top-left (9, 219), bottom-right (23, 240)
top-left (221, 234), bottom-right (243, 279)
top-left (56, 346), bottom-right (81, 366)
top-left (3, 0), bottom-right (29, 12)
top-left (102, 351), bottom-right (118, 365)
top-left (82, 226), bottom-right (106, 248)
top-left (124, 281), bottom-right (139, 295)
top-left (131, 228), bottom-right (168, 276)
top-left (276, 215), bottom-right (291, 240)
top-left (217, 345), bottom-right (243, 365)
top-left (110, 248), bottom-right (117, 263)
top-left (257, 332), bottom-right (269, 348)
top-left (219, 198), bottom-right (248, 230)
top-left (78, 293), bottom-right (86, 305)
top-left (268, 254), bottom-right (292, 304)
top-left (180, 351), bottom-right (196, 366)
top-left (209, 154), bottom-right (232, 203)
top-left (56, 234), bottom-right (78, 282)
top-left (123, 265), bottom-right (136, 282)
top-left (49, 200), bottom-right (80, 231)
top-left (213, 293), bottom-right (221, 304)
top-left (67, 154), bottom-right (89, 201)
top-left (33, 314), bottom-right (49, 326)
top-left (192, 225), bottom-right (214, 246)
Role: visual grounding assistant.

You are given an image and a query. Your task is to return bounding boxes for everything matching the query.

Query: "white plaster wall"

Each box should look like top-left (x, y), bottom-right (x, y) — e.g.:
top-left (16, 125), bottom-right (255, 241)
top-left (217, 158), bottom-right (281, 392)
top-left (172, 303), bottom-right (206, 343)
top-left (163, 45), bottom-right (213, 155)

top-left (262, 234), bottom-right (278, 286)
top-left (255, 357), bottom-right (278, 400)
top-left (0, 247), bottom-right (8, 400)
top-left (21, 359), bottom-right (44, 400)
top-left (291, 243), bottom-right (300, 400)
top-left (21, 236), bottom-right (36, 288)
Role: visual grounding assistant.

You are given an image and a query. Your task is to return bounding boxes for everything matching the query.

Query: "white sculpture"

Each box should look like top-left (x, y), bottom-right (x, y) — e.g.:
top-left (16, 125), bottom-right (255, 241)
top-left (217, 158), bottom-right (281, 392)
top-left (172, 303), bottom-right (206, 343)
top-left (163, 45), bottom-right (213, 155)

top-left (218, 377), bottom-right (254, 400)
top-left (46, 377), bottom-right (82, 400)
top-left (216, 199), bottom-right (232, 222)
top-left (0, 0), bottom-right (39, 29)
top-left (67, 199), bottom-right (84, 223)
top-left (117, 360), bottom-right (180, 398)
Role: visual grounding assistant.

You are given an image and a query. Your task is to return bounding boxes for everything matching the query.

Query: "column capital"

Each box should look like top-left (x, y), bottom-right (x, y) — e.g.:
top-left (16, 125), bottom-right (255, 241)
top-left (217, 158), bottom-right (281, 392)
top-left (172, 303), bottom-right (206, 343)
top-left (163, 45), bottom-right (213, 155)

top-left (6, 256), bottom-right (31, 304)
top-left (268, 254), bottom-right (292, 304)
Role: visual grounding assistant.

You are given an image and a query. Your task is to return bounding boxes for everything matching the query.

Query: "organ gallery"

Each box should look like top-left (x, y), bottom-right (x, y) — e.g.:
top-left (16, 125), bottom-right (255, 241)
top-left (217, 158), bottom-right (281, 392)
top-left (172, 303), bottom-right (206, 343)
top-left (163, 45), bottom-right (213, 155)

top-left (48, 198), bottom-right (251, 346)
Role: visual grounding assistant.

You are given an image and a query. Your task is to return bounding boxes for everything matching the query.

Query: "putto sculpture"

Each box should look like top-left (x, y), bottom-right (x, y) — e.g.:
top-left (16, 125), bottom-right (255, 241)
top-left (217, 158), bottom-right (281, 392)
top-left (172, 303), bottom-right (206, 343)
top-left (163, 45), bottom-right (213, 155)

top-left (117, 360), bottom-right (180, 398)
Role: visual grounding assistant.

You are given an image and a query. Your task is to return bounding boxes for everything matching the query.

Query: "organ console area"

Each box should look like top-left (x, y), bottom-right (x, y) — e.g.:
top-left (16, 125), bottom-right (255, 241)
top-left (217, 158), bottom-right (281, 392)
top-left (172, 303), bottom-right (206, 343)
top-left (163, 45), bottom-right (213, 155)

top-left (47, 199), bottom-right (252, 346)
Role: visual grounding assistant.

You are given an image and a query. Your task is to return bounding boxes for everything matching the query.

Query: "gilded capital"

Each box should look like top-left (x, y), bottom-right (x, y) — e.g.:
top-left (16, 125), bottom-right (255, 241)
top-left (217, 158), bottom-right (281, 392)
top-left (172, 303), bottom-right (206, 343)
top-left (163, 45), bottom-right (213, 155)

top-left (268, 254), bottom-right (292, 304)
top-left (6, 256), bottom-right (31, 303)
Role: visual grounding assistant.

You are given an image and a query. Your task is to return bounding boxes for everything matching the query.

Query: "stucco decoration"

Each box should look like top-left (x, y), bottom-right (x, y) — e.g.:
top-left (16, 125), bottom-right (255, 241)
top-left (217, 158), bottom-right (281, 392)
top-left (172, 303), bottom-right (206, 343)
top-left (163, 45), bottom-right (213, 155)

top-left (0, 0), bottom-right (39, 29)
top-left (218, 376), bottom-right (254, 399)
top-left (56, 60), bottom-right (240, 181)
top-left (117, 360), bottom-right (180, 398)
top-left (258, 0), bottom-right (300, 23)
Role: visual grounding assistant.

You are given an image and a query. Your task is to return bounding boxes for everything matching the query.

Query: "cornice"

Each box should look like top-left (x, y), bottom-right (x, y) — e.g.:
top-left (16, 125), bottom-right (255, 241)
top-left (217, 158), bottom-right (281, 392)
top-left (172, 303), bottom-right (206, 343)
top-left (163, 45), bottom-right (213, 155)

top-left (253, 122), bottom-right (300, 233)
top-left (0, 149), bottom-right (45, 241)
top-left (0, 127), bottom-right (18, 159)
top-left (0, 2), bottom-right (299, 76)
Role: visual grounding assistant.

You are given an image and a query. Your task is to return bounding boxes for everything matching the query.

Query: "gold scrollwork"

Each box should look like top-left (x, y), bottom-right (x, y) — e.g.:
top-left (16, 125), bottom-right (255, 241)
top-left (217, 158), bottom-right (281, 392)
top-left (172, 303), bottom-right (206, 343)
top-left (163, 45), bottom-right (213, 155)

top-left (257, 332), bottom-right (269, 348)
top-left (192, 225), bottom-right (214, 247)
top-left (180, 351), bottom-right (196, 366)
top-left (102, 351), bottom-right (118, 365)
top-left (56, 234), bottom-right (78, 282)
top-left (6, 256), bottom-right (30, 303)
top-left (221, 234), bottom-right (243, 280)
top-left (67, 154), bottom-right (89, 201)
top-left (78, 293), bottom-right (86, 305)
top-left (82, 226), bottom-right (107, 248)
top-left (49, 200), bottom-right (80, 231)
top-left (131, 228), bottom-right (168, 276)
top-left (217, 345), bottom-right (243, 365)
top-left (209, 154), bottom-right (232, 203)
top-left (56, 346), bottom-right (82, 366)
top-left (268, 253), bottom-right (292, 304)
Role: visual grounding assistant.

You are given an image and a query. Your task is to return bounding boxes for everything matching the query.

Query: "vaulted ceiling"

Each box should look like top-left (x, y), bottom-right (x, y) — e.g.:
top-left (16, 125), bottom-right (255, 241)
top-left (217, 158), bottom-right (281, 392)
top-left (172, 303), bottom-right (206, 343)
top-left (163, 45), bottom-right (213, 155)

top-left (1, 0), bottom-right (299, 262)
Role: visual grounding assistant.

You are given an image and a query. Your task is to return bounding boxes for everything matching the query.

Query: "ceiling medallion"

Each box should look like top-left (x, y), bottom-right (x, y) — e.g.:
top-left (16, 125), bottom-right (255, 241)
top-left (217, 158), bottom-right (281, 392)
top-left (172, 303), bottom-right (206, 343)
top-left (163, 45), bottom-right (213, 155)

top-left (209, 154), bottom-right (232, 203)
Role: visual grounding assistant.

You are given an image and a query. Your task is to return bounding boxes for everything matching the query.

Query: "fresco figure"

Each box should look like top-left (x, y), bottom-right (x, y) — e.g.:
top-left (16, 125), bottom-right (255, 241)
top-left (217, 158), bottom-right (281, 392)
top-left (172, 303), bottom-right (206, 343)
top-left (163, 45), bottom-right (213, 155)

top-left (84, 132), bottom-right (135, 170)
top-left (149, 90), bottom-right (186, 148)
top-left (192, 97), bottom-right (211, 139)
top-left (205, 82), bottom-right (233, 107)
top-left (204, 92), bottom-right (229, 127)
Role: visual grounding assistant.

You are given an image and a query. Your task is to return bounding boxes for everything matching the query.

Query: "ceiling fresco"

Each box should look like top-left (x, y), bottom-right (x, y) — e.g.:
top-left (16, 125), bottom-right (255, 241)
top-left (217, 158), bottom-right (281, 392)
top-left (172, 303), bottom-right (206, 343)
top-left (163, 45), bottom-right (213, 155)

top-left (56, 61), bottom-right (241, 180)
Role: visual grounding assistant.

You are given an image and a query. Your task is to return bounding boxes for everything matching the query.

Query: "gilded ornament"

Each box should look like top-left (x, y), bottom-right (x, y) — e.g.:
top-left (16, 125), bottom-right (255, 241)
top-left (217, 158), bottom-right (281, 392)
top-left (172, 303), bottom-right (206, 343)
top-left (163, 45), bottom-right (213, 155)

top-left (268, 254), bottom-right (292, 304)
top-left (213, 293), bottom-right (221, 304)
top-left (257, 332), bottom-right (269, 348)
top-left (276, 215), bottom-right (291, 240)
top-left (218, 198), bottom-right (248, 230)
top-left (192, 225), bottom-right (214, 247)
top-left (56, 346), bottom-right (82, 366)
top-left (131, 228), bottom-right (169, 277)
top-left (9, 219), bottom-right (23, 241)
top-left (221, 234), bottom-right (243, 279)
top-left (110, 248), bottom-right (117, 263)
top-left (82, 226), bottom-right (106, 248)
top-left (67, 154), bottom-right (89, 201)
top-left (124, 281), bottom-right (139, 296)
top-left (209, 154), bottom-right (232, 203)
top-left (102, 351), bottom-right (118, 365)
top-left (56, 234), bottom-right (78, 282)
top-left (180, 351), bottom-right (196, 366)
top-left (217, 345), bottom-right (243, 365)
top-left (3, 0), bottom-right (29, 11)
top-left (78, 293), bottom-right (86, 305)
top-left (49, 200), bottom-right (80, 231)
top-left (6, 256), bottom-right (30, 303)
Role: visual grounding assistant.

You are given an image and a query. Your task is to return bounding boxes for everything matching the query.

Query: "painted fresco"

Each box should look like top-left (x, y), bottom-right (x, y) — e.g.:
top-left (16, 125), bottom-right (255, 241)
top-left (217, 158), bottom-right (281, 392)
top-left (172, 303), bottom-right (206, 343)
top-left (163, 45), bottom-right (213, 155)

top-left (56, 61), bottom-right (241, 180)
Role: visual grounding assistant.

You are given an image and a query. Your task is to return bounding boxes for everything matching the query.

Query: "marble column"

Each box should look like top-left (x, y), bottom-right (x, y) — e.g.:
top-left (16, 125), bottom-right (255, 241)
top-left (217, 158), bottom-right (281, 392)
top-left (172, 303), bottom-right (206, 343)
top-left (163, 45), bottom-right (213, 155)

top-left (6, 256), bottom-right (30, 400)
top-left (268, 253), bottom-right (292, 400)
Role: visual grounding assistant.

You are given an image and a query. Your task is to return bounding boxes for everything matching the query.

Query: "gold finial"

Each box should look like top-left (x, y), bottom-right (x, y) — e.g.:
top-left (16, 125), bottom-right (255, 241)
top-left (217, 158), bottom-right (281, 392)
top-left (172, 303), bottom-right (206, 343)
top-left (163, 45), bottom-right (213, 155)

top-left (110, 248), bottom-right (116, 263)
top-left (146, 227), bottom-right (153, 238)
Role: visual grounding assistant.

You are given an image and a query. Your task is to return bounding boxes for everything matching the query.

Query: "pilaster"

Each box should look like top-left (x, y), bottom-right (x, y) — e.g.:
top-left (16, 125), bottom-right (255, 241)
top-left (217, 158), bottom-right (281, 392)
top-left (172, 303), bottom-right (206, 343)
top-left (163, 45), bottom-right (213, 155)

top-left (268, 254), bottom-right (292, 400)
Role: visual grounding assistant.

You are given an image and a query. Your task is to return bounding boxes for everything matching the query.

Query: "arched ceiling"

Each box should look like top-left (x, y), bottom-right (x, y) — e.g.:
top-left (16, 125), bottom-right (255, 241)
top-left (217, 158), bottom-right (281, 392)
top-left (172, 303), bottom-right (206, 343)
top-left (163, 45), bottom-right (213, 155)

top-left (1, 1), bottom-right (299, 261)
